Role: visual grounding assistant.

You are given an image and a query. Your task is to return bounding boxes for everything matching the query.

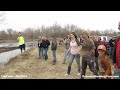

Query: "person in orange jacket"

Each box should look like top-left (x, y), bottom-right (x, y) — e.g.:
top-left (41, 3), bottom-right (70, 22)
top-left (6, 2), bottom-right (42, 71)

top-left (97, 45), bottom-right (112, 79)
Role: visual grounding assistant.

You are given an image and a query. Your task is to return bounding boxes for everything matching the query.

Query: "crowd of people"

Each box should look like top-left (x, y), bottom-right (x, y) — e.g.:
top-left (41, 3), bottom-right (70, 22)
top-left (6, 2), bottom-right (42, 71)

top-left (16, 21), bottom-right (120, 79)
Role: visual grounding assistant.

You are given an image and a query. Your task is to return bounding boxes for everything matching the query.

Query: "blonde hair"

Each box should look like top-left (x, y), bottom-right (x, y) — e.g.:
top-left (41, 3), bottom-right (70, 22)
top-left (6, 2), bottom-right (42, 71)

top-left (83, 31), bottom-right (90, 38)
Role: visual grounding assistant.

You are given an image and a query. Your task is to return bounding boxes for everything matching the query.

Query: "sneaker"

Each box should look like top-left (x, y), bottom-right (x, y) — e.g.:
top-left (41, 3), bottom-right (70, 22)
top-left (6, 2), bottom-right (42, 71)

top-left (52, 62), bottom-right (56, 65)
top-left (65, 74), bottom-right (69, 76)
top-left (62, 62), bottom-right (65, 64)
top-left (77, 73), bottom-right (81, 76)
top-left (62, 62), bottom-right (67, 64)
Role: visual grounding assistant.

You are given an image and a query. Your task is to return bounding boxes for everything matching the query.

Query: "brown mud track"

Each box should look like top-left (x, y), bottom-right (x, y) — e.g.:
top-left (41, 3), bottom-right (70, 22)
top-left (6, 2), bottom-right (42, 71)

top-left (0, 47), bottom-right (19, 53)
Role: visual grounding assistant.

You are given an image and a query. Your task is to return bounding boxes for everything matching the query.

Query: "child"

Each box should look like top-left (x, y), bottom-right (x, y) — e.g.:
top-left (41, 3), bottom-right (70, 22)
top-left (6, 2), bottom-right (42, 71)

top-left (97, 45), bottom-right (112, 79)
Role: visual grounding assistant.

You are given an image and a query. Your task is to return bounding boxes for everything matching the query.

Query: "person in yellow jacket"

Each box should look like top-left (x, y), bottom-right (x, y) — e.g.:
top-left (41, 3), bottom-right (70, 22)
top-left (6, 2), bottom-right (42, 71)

top-left (17, 32), bottom-right (26, 54)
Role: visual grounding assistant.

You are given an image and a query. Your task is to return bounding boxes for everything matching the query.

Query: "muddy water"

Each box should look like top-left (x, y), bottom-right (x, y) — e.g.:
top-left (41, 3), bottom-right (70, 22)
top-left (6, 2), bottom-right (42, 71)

top-left (0, 41), bottom-right (37, 48)
top-left (0, 41), bottom-right (36, 67)
top-left (0, 47), bottom-right (29, 67)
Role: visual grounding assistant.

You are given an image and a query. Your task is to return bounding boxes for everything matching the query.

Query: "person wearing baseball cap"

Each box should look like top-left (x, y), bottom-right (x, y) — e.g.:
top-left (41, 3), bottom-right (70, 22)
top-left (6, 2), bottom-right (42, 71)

top-left (97, 45), bottom-right (112, 79)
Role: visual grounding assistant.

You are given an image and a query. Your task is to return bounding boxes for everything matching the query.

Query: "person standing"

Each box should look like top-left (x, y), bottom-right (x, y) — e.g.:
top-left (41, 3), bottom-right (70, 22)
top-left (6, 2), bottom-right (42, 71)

top-left (81, 31), bottom-right (98, 79)
top-left (63, 34), bottom-right (70, 64)
top-left (112, 21), bottom-right (120, 79)
top-left (109, 36), bottom-right (116, 58)
top-left (38, 36), bottom-right (43, 59)
top-left (65, 32), bottom-right (82, 76)
top-left (42, 36), bottom-right (50, 60)
top-left (51, 36), bottom-right (57, 65)
top-left (17, 32), bottom-right (26, 55)
top-left (93, 35), bottom-right (100, 72)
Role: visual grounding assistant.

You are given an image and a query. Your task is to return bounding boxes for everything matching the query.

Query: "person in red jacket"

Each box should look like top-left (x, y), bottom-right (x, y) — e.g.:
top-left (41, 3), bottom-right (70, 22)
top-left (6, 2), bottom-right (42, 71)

top-left (112, 21), bottom-right (120, 79)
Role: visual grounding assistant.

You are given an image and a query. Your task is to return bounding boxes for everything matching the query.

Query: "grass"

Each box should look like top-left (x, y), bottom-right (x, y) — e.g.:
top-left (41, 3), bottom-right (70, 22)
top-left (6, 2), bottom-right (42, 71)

top-left (0, 45), bottom-right (114, 79)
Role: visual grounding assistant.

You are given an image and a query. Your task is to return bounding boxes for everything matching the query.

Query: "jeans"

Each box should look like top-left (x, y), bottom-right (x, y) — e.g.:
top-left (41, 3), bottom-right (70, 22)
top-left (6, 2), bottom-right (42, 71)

top-left (81, 56), bottom-right (98, 79)
top-left (38, 47), bottom-right (43, 58)
top-left (67, 53), bottom-right (80, 74)
top-left (95, 57), bottom-right (99, 71)
top-left (63, 49), bottom-right (70, 63)
top-left (43, 48), bottom-right (48, 60)
top-left (109, 47), bottom-right (114, 58)
top-left (114, 68), bottom-right (120, 79)
top-left (52, 50), bottom-right (56, 63)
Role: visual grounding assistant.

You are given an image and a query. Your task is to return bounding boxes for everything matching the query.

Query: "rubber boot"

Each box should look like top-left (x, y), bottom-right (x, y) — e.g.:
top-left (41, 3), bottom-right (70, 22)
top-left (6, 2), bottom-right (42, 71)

top-left (67, 66), bottom-right (71, 75)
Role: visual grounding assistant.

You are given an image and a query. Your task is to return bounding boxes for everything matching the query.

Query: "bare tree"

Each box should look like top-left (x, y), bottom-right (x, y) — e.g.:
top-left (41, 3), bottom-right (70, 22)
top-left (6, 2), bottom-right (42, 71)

top-left (7, 29), bottom-right (14, 39)
top-left (0, 11), bottom-right (6, 23)
top-left (0, 30), bottom-right (7, 40)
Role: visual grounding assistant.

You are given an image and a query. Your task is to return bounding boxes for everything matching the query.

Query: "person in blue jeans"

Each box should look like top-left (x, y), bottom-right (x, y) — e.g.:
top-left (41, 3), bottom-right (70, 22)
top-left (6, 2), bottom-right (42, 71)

top-left (93, 35), bottom-right (100, 72)
top-left (81, 31), bottom-right (98, 79)
top-left (65, 32), bottom-right (82, 76)
top-left (38, 36), bottom-right (43, 59)
top-left (63, 35), bottom-right (70, 64)
top-left (42, 36), bottom-right (50, 60)
top-left (51, 36), bottom-right (57, 65)
top-left (109, 36), bottom-right (116, 58)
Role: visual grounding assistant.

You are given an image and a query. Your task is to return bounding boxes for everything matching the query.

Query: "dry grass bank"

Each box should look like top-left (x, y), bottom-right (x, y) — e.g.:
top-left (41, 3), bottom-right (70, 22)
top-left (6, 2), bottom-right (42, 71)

top-left (0, 45), bottom-right (114, 79)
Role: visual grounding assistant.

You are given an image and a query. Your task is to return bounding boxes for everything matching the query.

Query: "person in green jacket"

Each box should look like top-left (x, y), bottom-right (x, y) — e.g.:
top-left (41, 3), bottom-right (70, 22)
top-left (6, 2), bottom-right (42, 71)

top-left (17, 32), bottom-right (26, 55)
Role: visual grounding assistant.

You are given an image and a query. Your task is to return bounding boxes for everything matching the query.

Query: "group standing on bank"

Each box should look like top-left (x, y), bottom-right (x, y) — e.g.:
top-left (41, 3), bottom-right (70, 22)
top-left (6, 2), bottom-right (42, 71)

top-left (17, 21), bottom-right (120, 79)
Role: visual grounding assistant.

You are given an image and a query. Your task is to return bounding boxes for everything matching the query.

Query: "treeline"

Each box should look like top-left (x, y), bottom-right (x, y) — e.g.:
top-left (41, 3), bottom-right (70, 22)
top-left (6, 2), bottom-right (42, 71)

top-left (0, 23), bottom-right (118, 40)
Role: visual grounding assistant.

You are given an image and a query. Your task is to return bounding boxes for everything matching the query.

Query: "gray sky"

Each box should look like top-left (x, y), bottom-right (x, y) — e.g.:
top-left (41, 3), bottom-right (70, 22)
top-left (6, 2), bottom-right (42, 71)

top-left (0, 11), bottom-right (120, 32)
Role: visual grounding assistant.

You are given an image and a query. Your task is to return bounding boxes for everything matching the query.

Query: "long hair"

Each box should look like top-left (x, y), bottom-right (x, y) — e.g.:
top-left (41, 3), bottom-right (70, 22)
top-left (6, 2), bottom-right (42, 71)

top-left (70, 32), bottom-right (77, 40)
top-left (70, 32), bottom-right (81, 46)
top-left (98, 51), bottom-right (109, 61)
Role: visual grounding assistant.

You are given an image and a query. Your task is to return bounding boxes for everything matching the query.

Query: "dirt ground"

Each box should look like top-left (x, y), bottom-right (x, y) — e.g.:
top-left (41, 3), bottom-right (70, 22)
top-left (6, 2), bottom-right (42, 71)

top-left (0, 45), bottom-right (114, 79)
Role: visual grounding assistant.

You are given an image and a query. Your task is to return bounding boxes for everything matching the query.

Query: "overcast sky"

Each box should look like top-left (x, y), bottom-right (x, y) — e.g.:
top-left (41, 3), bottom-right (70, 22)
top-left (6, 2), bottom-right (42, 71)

top-left (0, 11), bottom-right (120, 32)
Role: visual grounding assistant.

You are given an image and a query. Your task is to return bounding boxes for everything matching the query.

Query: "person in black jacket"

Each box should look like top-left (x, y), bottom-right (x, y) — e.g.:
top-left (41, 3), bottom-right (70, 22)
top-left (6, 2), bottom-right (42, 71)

top-left (51, 36), bottom-right (57, 65)
top-left (109, 36), bottom-right (116, 58)
top-left (38, 36), bottom-right (43, 59)
top-left (112, 21), bottom-right (120, 79)
top-left (42, 36), bottom-right (50, 60)
top-left (93, 35), bottom-right (100, 72)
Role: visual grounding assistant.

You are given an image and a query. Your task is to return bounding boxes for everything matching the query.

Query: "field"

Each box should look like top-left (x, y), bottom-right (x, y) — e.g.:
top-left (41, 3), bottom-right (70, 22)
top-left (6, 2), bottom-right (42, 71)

top-left (0, 45), bottom-right (114, 79)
